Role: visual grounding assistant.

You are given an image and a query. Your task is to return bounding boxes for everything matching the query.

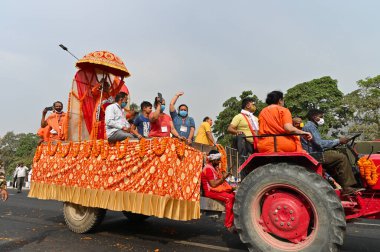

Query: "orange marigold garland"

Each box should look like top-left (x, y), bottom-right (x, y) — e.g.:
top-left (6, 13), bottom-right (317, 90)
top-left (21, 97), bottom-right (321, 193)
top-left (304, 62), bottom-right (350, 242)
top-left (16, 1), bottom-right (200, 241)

top-left (101, 141), bottom-right (109, 160)
top-left (117, 139), bottom-right (129, 159)
top-left (216, 144), bottom-right (227, 173)
top-left (60, 142), bottom-right (72, 158)
top-left (92, 140), bottom-right (102, 158)
top-left (358, 156), bottom-right (379, 186)
top-left (153, 137), bottom-right (168, 156)
top-left (139, 138), bottom-right (148, 158)
top-left (33, 144), bottom-right (43, 162)
top-left (83, 141), bottom-right (93, 158)
top-left (175, 139), bottom-right (186, 158)
top-left (70, 142), bottom-right (81, 158)
top-left (48, 141), bottom-right (61, 156)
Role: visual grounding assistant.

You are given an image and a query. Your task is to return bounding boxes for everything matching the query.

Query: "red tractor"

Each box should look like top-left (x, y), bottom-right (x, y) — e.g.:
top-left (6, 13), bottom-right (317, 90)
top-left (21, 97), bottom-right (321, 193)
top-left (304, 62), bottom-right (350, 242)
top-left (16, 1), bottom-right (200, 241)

top-left (233, 133), bottom-right (380, 251)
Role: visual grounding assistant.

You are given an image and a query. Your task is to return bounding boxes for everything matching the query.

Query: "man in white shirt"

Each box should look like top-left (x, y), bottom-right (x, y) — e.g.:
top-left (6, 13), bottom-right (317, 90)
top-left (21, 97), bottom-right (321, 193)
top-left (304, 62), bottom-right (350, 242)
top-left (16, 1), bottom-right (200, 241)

top-left (105, 92), bottom-right (134, 142)
top-left (15, 163), bottom-right (28, 193)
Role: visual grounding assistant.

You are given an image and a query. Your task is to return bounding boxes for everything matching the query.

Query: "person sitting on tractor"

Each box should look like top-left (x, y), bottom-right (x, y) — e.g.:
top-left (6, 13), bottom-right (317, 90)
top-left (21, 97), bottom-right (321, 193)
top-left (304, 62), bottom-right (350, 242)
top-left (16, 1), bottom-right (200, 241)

top-left (105, 92), bottom-right (134, 142)
top-left (292, 116), bottom-right (304, 130)
top-left (257, 91), bottom-right (312, 153)
top-left (201, 150), bottom-right (235, 232)
top-left (228, 97), bottom-right (259, 166)
top-left (149, 95), bottom-right (184, 139)
top-left (195, 117), bottom-right (216, 146)
top-left (301, 109), bottom-right (364, 196)
top-left (38, 101), bottom-right (67, 142)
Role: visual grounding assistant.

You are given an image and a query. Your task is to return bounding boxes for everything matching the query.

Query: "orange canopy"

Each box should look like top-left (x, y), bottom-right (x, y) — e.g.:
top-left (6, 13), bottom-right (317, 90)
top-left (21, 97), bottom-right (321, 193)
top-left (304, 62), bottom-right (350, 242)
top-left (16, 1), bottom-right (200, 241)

top-left (76, 51), bottom-right (131, 77)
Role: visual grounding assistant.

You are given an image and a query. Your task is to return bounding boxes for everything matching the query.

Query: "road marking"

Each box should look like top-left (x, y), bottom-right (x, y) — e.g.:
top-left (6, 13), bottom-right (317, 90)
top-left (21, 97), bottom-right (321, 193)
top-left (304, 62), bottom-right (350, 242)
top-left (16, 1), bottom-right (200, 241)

top-left (353, 222), bottom-right (380, 227)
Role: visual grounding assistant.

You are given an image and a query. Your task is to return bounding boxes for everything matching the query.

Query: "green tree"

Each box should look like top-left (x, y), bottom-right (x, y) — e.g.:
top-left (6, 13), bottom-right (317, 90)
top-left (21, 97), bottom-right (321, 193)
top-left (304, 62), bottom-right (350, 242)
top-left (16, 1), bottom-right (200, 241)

top-left (343, 75), bottom-right (380, 140)
top-left (213, 91), bottom-right (265, 146)
top-left (285, 76), bottom-right (345, 137)
top-left (0, 132), bottom-right (39, 178)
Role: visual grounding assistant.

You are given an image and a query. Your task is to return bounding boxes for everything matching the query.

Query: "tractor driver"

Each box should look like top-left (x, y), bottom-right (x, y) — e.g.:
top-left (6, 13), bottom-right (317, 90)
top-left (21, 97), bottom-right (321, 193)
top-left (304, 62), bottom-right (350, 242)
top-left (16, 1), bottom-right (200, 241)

top-left (301, 109), bottom-right (364, 196)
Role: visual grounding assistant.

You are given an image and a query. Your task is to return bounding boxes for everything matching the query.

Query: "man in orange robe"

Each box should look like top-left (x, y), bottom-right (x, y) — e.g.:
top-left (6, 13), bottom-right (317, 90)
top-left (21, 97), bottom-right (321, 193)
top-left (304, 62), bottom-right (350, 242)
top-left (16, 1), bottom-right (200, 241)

top-left (257, 91), bottom-right (312, 153)
top-left (37, 101), bottom-right (67, 142)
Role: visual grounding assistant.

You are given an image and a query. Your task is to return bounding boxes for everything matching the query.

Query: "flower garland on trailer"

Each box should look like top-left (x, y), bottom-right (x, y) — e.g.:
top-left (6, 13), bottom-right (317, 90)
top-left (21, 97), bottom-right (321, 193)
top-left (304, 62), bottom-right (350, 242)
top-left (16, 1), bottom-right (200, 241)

top-left (138, 138), bottom-right (148, 158)
top-left (33, 144), bottom-right (43, 162)
top-left (117, 139), bottom-right (129, 159)
top-left (92, 140), bottom-right (102, 158)
top-left (48, 141), bottom-right (61, 156)
top-left (216, 144), bottom-right (227, 173)
top-left (153, 137), bottom-right (168, 156)
top-left (175, 139), bottom-right (186, 158)
top-left (70, 142), bottom-right (81, 158)
top-left (83, 141), bottom-right (93, 158)
top-left (60, 142), bottom-right (72, 158)
top-left (358, 156), bottom-right (379, 186)
top-left (100, 141), bottom-right (109, 160)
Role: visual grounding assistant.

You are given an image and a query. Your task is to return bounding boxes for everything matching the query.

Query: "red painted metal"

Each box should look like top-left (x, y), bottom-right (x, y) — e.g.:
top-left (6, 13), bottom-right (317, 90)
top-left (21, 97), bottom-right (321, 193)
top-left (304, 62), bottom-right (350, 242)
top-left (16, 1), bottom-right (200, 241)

top-left (341, 192), bottom-right (380, 220)
top-left (239, 152), bottom-right (323, 175)
top-left (367, 154), bottom-right (380, 190)
top-left (260, 191), bottom-right (310, 243)
top-left (251, 184), bottom-right (318, 251)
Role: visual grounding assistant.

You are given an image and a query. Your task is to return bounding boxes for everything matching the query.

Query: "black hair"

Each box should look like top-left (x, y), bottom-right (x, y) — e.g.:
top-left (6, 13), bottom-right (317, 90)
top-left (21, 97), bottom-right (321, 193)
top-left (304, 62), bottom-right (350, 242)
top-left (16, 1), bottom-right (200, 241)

top-left (203, 116), bottom-right (210, 122)
top-left (140, 101), bottom-right (152, 110)
top-left (53, 101), bottom-right (63, 107)
top-left (306, 109), bottom-right (324, 121)
top-left (208, 150), bottom-right (219, 155)
top-left (265, 91), bottom-right (283, 105)
top-left (178, 104), bottom-right (188, 111)
top-left (115, 92), bottom-right (128, 102)
top-left (241, 97), bottom-right (255, 109)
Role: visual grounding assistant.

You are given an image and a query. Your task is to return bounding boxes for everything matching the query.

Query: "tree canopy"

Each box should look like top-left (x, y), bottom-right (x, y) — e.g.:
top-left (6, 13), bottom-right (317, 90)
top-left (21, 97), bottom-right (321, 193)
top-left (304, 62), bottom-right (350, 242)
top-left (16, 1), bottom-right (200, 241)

top-left (343, 75), bottom-right (380, 140)
top-left (213, 90), bottom-right (265, 146)
top-left (285, 76), bottom-right (345, 136)
top-left (0, 132), bottom-right (39, 178)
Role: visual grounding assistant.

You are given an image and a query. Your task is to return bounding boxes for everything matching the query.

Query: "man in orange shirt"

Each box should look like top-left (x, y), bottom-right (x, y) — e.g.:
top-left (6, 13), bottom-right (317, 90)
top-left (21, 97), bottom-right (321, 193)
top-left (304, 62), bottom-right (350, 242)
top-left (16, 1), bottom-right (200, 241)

top-left (38, 101), bottom-right (67, 142)
top-left (257, 91), bottom-right (312, 153)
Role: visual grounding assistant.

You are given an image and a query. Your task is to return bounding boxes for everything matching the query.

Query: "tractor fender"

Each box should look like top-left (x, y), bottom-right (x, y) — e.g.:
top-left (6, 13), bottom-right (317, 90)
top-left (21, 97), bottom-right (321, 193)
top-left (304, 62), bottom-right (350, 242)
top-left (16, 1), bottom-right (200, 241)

top-left (239, 152), bottom-right (323, 179)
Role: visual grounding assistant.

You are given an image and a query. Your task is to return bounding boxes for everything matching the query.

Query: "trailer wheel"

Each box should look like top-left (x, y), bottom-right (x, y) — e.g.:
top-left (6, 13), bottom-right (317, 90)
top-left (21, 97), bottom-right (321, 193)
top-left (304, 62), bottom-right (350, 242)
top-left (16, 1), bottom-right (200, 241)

top-left (122, 211), bottom-right (150, 222)
top-left (63, 202), bottom-right (106, 233)
top-left (234, 163), bottom-right (346, 252)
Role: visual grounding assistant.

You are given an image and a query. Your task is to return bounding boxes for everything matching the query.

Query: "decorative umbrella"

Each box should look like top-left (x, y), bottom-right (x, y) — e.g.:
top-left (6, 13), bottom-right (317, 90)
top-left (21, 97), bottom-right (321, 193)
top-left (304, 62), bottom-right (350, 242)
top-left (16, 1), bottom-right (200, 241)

top-left (76, 51), bottom-right (131, 77)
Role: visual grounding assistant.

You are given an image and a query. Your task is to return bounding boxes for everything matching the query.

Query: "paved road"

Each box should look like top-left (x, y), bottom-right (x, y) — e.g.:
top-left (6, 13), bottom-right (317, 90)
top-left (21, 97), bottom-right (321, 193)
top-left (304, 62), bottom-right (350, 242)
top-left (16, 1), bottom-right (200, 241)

top-left (1, 188), bottom-right (380, 252)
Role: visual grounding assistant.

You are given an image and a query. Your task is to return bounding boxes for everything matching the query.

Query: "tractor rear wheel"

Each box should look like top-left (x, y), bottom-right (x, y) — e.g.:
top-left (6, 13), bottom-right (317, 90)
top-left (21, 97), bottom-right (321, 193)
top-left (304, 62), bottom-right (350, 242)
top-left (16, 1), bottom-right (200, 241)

top-left (63, 202), bottom-right (106, 233)
top-left (234, 163), bottom-right (346, 252)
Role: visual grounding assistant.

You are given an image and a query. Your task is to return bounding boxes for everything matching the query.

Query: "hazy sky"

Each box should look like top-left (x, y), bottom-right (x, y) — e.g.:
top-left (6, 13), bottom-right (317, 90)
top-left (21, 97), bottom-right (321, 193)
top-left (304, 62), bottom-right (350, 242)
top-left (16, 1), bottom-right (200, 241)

top-left (1, 0), bottom-right (380, 136)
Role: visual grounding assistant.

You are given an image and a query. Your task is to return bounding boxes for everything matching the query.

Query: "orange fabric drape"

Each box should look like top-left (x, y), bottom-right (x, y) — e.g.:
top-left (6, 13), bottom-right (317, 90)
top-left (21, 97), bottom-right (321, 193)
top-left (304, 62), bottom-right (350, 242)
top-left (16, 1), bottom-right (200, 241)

top-left (257, 105), bottom-right (303, 153)
top-left (37, 113), bottom-right (67, 141)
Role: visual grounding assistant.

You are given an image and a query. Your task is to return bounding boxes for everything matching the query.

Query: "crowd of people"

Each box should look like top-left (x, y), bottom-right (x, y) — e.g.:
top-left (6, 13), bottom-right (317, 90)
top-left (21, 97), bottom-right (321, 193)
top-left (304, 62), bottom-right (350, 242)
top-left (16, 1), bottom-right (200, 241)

top-left (28, 89), bottom-right (364, 232)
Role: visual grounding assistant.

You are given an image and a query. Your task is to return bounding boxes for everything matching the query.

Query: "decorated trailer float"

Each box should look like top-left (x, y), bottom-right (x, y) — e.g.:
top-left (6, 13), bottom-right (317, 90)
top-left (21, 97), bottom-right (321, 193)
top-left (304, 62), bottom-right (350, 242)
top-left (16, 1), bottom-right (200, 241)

top-left (29, 51), bottom-right (380, 252)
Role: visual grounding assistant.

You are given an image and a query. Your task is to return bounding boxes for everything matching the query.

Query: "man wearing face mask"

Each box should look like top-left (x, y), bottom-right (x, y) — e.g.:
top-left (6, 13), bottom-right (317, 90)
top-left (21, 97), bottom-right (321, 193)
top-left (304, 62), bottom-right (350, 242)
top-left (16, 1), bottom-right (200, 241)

top-left (301, 109), bottom-right (363, 196)
top-left (228, 97), bottom-right (259, 166)
top-left (169, 92), bottom-right (196, 143)
top-left (149, 95), bottom-right (184, 139)
top-left (38, 101), bottom-right (67, 142)
top-left (105, 92), bottom-right (133, 142)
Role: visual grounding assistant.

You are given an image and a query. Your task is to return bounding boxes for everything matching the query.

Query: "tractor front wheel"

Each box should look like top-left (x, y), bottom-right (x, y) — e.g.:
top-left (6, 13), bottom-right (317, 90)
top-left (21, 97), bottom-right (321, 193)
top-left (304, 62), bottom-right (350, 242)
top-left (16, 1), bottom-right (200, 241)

top-left (63, 202), bottom-right (106, 233)
top-left (234, 163), bottom-right (346, 252)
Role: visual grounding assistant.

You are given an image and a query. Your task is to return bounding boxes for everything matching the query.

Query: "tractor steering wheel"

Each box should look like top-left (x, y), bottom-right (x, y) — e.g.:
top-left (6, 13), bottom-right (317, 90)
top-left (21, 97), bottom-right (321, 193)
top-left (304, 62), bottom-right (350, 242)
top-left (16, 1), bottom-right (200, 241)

top-left (331, 133), bottom-right (362, 148)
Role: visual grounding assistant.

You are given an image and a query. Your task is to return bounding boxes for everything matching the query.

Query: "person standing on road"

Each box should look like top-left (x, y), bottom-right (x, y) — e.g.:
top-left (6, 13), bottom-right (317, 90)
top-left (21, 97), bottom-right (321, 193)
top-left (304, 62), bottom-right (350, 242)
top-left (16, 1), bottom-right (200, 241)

top-left (13, 163), bottom-right (19, 188)
top-left (169, 92), bottom-right (196, 144)
top-left (15, 163), bottom-right (29, 193)
top-left (0, 160), bottom-right (9, 201)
